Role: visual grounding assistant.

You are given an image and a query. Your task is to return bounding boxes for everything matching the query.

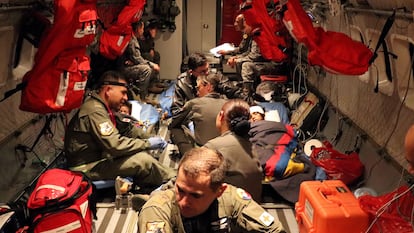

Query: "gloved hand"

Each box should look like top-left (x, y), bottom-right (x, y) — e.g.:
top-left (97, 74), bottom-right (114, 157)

top-left (148, 136), bottom-right (168, 150)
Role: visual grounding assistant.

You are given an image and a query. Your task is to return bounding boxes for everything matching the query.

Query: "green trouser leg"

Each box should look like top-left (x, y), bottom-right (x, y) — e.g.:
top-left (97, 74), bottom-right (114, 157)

top-left (87, 152), bottom-right (176, 188)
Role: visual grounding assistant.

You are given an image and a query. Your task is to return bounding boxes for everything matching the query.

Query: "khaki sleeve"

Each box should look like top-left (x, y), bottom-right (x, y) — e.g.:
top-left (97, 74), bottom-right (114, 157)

top-left (170, 100), bottom-right (193, 129)
top-left (138, 206), bottom-right (174, 233)
top-left (228, 187), bottom-right (286, 233)
top-left (237, 201), bottom-right (286, 233)
top-left (88, 110), bottom-right (151, 158)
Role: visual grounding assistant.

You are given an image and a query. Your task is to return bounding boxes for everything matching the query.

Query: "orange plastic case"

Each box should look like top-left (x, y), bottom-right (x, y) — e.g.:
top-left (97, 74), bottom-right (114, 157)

top-left (295, 180), bottom-right (368, 233)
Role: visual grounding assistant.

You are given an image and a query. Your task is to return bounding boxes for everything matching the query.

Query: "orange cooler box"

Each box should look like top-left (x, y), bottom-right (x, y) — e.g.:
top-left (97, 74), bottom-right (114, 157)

top-left (295, 180), bottom-right (368, 233)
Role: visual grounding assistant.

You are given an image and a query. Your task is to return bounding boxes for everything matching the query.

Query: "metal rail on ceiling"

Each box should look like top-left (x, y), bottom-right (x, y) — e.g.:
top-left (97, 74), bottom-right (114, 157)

top-left (344, 6), bottom-right (414, 21)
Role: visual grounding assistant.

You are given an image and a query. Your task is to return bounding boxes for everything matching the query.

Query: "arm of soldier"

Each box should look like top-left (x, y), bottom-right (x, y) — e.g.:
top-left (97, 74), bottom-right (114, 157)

top-left (247, 41), bottom-right (264, 62)
top-left (138, 206), bottom-right (175, 233)
top-left (234, 53), bottom-right (251, 64)
top-left (170, 101), bottom-right (193, 129)
top-left (88, 111), bottom-right (151, 157)
top-left (170, 102), bottom-right (194, 153)
top-left (114, 113), bottom-right (151, 139)
top-left (231, 46), bottom-right (241, 55)
top-left (123, 123), bottom-right (151, 139)
top-left (171, 84), bottom-right (186, 116)
top-left (130, 38), bottom-right (149, 65)
top-left (228, 187), bottom-right (286, 233)
top-left (217, 75), bottom-right (238, 99)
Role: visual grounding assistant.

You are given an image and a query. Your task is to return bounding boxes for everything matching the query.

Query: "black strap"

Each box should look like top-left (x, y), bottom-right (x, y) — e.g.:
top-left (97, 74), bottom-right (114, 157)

top-left (30, 115), bottom-right (54, 152)
top-left (373, 44), bottom-right (398, 92)
top-left (382, 41), bottom-right (397, 82)
top-left (96, 18), bottom-right (106, 30)
top-left (369, 9), bottom-right (396, 64)
top-left (0, 82), bottom-right (26, 103)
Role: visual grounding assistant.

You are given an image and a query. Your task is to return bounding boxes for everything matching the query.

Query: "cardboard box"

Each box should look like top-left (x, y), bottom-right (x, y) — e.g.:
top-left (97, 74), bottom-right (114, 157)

top-left (295, 180), bottom-right (368, 233)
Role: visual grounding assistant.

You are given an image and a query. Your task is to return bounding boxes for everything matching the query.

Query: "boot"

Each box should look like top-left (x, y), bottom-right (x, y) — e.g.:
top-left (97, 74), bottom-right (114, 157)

top-left (242, 82), bottom-right (255, 105)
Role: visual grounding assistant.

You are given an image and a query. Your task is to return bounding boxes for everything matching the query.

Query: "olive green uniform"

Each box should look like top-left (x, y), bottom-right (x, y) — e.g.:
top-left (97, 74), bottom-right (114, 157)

top-left (204, 131), bottom-right (263, 202)
top-left (138, 184), bottom-right (286, 233)
top-left (64, 92), bottom-right (176, 187)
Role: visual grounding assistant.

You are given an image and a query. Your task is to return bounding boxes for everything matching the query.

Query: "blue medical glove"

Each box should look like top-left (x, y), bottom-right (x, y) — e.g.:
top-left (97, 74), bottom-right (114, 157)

top-left (148, 137), bottom-right (168, 149)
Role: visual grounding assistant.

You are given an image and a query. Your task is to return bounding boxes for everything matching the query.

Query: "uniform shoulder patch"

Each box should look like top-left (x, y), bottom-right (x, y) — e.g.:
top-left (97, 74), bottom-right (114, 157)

top-left (146, 221), bottom-right (165, 233)
top-left (99, 121), bottom-right (113, 136)
top-left (259, 211), bottom-right (274, 227)
top-left (236, 188), bottom-right (252, 200)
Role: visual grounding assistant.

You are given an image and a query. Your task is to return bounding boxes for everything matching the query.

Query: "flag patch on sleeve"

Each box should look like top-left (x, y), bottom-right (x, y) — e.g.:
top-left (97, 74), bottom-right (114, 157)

top-left (146, 221), bottom-right (165, 233)
top-left (99, 122), bottom-right (113, 136)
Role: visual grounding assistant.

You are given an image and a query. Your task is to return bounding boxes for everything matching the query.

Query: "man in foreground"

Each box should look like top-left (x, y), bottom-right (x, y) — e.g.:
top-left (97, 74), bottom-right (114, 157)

top-left (138, 147), bottom-right (286, 233)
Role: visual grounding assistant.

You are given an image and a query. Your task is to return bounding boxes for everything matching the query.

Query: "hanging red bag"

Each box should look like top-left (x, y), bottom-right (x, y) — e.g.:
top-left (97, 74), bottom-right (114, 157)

top-left (310, 141), bottom-right (364, 185)
top-left (358, 185), bottom-right (414, 233)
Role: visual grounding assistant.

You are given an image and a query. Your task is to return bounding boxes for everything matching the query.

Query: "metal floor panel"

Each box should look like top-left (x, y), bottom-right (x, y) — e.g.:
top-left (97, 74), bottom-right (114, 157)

top-left (94, 203), bottom-right (297, 233)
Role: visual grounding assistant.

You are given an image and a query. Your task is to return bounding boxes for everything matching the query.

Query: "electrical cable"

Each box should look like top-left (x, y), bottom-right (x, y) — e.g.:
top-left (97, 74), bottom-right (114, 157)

top-left (364, 182), bottom-right (414, 233)
top-left (394, 160), bottom-right (414, 229)
top-left (359, 46), bottom-right (414, 187)
top-left (382, 45), bottom-right (413, 149)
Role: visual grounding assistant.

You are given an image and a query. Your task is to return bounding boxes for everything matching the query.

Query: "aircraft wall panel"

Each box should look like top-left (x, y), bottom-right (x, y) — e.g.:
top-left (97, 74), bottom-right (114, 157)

top-left (389, 34), bottom-right (414, 111)
top-left (306, 4), bottom-right (414, 170)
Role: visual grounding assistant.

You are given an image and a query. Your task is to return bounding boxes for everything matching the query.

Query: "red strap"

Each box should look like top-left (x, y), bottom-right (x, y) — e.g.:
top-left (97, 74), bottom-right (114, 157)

top-left (105, 104), bottom-right (116, 127)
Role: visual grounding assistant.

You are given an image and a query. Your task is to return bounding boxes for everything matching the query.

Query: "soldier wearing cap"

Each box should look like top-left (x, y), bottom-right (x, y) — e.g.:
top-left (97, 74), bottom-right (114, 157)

top-left (138, 147), bottom-right (286, 233)
top-left (64, 70), bottom-right (176, 189)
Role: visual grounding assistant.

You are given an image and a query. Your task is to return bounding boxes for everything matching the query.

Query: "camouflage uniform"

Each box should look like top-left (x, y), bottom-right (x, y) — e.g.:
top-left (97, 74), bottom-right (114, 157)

top-left (118, 34), bottom-right (158, 99)
top-left (64, 92), bottom-right (176, 188)
top-left (230, 33), bottom-right (253, 56)
top-left (234, 40), bottom-right (287, 103)
top-left (138, 184), bottom-right (286, 233)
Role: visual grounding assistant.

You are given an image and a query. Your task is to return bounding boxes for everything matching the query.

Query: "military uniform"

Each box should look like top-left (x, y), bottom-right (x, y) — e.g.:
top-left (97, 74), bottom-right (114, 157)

top-left (64, 92), bottom-right (175, 187)
top-left (170, 92), bottom-right (227, 155)
top-left (139, 35), bottom-right (161, 65)
top-left (118, 34), bottom-right (157, 99)
top-left (234, 40), bottom-right (269, 83)
top-left (233, 40), bottom-right (287, 102)
top-left (204, 131), bottom-right (263, 202)
top-left (229, 33), bottom-right (253, 56)
top-left (171, 71), bottom-right (198, 117)
top-left (138, 184), bottom-right (286, 233)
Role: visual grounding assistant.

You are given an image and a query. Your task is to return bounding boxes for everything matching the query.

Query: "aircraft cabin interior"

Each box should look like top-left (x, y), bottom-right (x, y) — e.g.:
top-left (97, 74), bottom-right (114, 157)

top-left (0, 0), bottom-right (413, 232)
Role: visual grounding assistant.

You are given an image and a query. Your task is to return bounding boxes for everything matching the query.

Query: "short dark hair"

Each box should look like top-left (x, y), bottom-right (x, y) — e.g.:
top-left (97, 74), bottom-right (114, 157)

top-left (187, 52), bottom-right (208, 70)
top-left (131, 20), bottom-right (144, 31)
top-left (178, 147), bottom-right (229, 191)
top-left (197, 73), bottom-right (222, 92)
